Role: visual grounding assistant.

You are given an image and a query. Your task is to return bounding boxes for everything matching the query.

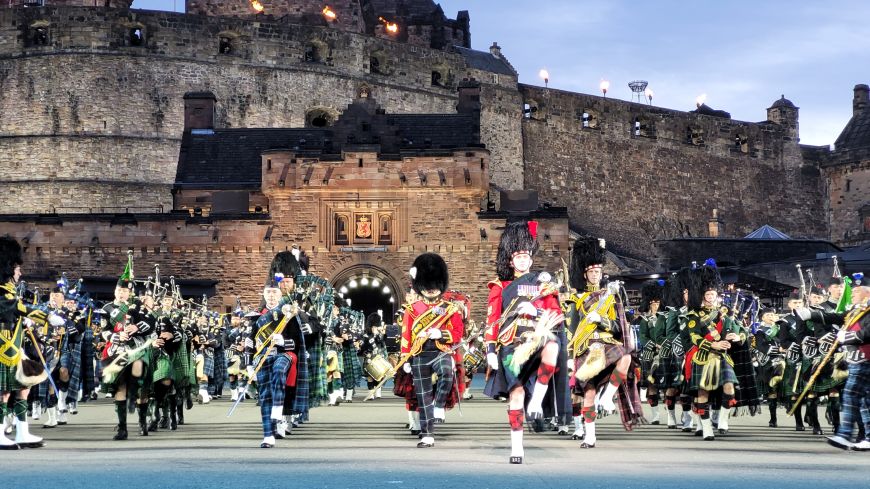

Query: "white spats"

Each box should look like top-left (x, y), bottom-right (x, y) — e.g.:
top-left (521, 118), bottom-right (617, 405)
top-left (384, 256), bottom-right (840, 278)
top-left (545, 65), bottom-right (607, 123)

top-left (571, 416), bottom-right (584, 440)
top-left (43, 407), bottom-right (58, 428)
top-left (582, 422), bottom-right (596, 447)
top-left (433, 406), bottom-right (445, 422)
top-left (526, 382), bottom-right (548, 418)
top-left (598, 383), bottom-right (619, 412)
top-left (701, 418), bottom-right (715, 441)
top-left (270, 405), bottom-right (284, 421)
top-left (510, 429), bottom-right (524, 458)
top-left (14, 419), bottom-right (44, 448)
top-left (667, 409), bottom-right (678, 428)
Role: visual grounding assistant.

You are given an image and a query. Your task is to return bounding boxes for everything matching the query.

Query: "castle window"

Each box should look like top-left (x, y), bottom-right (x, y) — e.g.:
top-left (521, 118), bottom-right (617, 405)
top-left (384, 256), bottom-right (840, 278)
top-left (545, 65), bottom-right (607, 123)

top-left (219, 36), bottom-right (235, 55)
top-left (734, 133), bottom-right (749, 153)
top-left (580, 109), bottom-right (599, 129)
top-left (633, 116), bottom-right (654, 137)
top-left (368, 50), bottom-right (390, 75)
top-left (687, 125), bottom-right (705, 146)
top-left (305, 108), bottom-right (336, 128)
top-left (304, 41), bottom-right (329, 64)
top-left (431, 71), bottom-right (443, 87)
top-left (334, 214), bottom-right (350, 245)
top-left (31, 26), bottom-right (49, 46)
top-left (378, 215), bottom-right (393, 245)
top-left (129, 28), bottom-right (144, 47)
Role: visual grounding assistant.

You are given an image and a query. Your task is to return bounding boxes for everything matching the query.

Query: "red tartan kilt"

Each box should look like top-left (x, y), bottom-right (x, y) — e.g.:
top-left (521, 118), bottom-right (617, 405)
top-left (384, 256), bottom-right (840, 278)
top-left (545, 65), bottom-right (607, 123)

top-left (393, 368), bottom-right (415, 399)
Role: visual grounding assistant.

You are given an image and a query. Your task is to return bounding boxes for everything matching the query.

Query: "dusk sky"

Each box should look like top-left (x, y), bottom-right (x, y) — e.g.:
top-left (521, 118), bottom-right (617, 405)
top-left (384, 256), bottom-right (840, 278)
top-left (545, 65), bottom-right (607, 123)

top-left (133, 0), bottom-right (869, 147)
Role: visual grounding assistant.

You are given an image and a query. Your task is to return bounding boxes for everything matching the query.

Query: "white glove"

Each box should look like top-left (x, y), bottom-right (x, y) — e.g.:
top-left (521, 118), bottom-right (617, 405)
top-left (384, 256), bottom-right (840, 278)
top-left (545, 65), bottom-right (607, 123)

top-left (281, 304), bottom-right (293, 317)
top-left (428, 328), bottom-right (443, 340)
top-left (486, 352), bottom-right (499, 371)
top-left (795, 307), bottom-right (812, 321)
top-left (271, 334), bottom-right (285, 347)
top-left (23, 318), bottom-right (34, 328)
top-left (586, 311), bottom-right (602, 324)
top-left (244, 337), bottom-right (254, 349)
top-left (516, 302), bottom-right (538, 318)
top-left (48, 314), bottom-right (66, 327)
top-left (246, 365), bottom-right (255, 378)
top-left (300, 323), bottom-right (313, 335)
top-left (567, 357), bottom-right (575, 372)
top-left (403, 363), bottom-right (412, 374)
top-left (836, 330), bottom-right (847, 343)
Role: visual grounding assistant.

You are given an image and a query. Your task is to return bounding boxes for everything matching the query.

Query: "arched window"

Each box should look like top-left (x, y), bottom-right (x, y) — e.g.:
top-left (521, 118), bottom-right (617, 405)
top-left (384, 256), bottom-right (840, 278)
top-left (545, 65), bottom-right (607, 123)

top-left (378, 215), bottom-right (392, 245)
top-left (129, 27), bottom-right (145, 47)
top-left (687, 125), bottom-right (705, 146)
top-left (369, 51), bottom-right (388, 75)
top-left (305, 108), bottom-right (336, 128)
top-left (335, 214), bottom-right (349, 245)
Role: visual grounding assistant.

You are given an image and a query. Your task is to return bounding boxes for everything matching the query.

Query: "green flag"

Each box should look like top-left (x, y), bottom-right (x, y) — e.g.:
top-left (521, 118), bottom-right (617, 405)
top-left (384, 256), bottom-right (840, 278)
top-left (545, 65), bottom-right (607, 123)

top-left (835, 277), bottom-right (852, 314)
top-left (120, 251), bottom-right (134, 282)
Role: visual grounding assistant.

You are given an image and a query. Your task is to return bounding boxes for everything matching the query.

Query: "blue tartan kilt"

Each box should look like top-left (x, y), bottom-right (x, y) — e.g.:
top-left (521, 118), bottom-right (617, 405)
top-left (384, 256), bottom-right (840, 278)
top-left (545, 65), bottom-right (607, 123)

top-left (642, 355), bottom-right (680, 389)
top-left (212, 349), bottom-right (228, 385)
top-left (202, 353), bottom-right (215, 379)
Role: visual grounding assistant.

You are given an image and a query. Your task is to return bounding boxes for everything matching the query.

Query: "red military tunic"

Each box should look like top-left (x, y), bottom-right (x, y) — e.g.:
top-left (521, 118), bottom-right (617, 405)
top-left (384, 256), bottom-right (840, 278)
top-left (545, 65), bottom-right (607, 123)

top-left (401, 299), bottom-right (464, 355)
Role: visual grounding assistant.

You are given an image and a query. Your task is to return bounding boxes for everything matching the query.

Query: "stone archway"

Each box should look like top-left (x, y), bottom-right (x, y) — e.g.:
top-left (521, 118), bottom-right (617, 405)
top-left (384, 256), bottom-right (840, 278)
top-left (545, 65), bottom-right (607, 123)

top-left (330, 262), bottom-right (405, 323)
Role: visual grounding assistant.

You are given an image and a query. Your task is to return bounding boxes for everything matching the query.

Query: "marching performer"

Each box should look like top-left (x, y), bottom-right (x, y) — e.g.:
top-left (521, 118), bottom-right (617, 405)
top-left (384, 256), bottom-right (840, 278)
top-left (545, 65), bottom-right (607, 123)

top-left (683, 262), bottom-right (745, 441)
top-left (361, 312), bottom-right (388, 399)
top-left (637, 280), bottom-right (669, 425)
top-left (401, 253), bottom-right (464, 448)
top-left (564, 236), bottom-right (641, 448)
top-left (753, 308), bottom-right (789, 427)
top-left (0, 236), bottom-right (56, 449)
top-left (824, 283), bottom-right (869, 450)
top-left (483, 221), bottom-right (564, 463)
top-left (101, 256), bottom-right (155, 440)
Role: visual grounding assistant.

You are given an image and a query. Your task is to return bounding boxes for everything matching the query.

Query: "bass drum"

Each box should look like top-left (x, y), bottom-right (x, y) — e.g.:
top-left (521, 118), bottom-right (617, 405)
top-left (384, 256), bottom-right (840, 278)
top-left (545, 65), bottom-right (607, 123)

top-left (384, 324), bottom-right (401, 353)
top-left (364, 355), bottom-right (393, 382)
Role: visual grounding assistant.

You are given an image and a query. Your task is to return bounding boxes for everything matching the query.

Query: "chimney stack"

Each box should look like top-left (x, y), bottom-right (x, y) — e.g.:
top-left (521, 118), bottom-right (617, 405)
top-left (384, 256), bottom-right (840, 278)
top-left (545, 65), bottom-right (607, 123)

top-left (183, 91), bottom-right (217, 132)
top-left (854, 84), bottom-right (869, 116)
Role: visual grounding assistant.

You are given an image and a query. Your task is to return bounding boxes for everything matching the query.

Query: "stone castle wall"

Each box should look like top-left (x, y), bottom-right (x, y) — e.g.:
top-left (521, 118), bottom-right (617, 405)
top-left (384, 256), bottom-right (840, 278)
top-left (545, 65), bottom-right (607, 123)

top-left (0, 6), bottom-right (522, 213)
top-left (520, 85), bottom-right (828, 260)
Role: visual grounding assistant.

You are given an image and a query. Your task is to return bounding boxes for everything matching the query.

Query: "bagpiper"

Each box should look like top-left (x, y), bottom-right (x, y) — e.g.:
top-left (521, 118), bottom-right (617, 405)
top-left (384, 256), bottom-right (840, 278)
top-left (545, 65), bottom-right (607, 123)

top-left (483, 221), bottom-right (564, 463)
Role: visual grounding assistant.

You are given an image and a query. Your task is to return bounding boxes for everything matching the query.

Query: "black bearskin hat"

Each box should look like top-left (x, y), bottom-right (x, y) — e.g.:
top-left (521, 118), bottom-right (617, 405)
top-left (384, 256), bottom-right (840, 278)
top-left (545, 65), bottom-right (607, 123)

top-left (0, 236), bottom-right (23, 284)
top-left (495, 221), bottom-right (539, 282)
top-left (640, 280), bottom-right (664, 312)
top-left (268, 251), bottom-right (301, 281)
top-left (569, 235), bottom-right (606, 291)
top-left (687, 263), bottom-right (721, 311)
top-left (787, 288), bottom-right (801, 301)
top-left (410, 253), bottom-right (449, 294)
top-left (809, 284), bottom-right (826, 297)
top-left (666, 268), bottom-right (692, 308)
top-left (365, 312), bottom-right (382, 333)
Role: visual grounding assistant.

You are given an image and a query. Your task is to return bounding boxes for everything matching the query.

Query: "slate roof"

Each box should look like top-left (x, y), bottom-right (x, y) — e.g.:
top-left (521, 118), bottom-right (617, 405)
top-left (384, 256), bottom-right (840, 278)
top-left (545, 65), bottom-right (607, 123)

top-left (175, 98), bottom-right (481, 189)
top-left (834, 106), bottom-right (870, 153)
top-left (692, 103), bottom-right (731, 119)
top-left (744, 225), bottom-right (792, 240)
top-left (770, 95), bottom-right (796, 109)
top-left (453, 46), bottom-right (516, 76)
top-left (175, 128), bottom-right (327, 188)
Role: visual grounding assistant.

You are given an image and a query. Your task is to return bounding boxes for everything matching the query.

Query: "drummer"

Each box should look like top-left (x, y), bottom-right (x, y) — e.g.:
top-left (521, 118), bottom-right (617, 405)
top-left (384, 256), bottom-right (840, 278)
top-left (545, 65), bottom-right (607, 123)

top-left (361, 312), bottom-right (389, 399)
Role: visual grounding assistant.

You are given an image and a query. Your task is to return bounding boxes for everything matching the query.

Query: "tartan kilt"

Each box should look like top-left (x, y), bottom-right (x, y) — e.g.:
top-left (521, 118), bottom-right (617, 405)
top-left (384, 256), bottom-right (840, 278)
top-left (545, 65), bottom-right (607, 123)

top-left (152, 350), bottom-right (173, 382)
top-left (102, 345), bottom-right (153, 388)
top-left (212, 349), bottom-right (227, 385)
top-left (202, 353), bottom-right (215, 379)
top-left (808, 357), bottom-right (846, 393)
top-left (0, 362), bottom-right (21, 392)
top-left (484, 342), bottom-right (543, 400)
top-left (171, 342), bottom-right (194, 387)
top-left (573, 342), bottom-right (629, 393)
top-left (755, 364), bottom-right (775, 398)
top-left (308, 344), bottom-right (327, 406)
top-left (685, 354), bottom-right (739, 394)
top-left (341, 348), bottom-right (363, 388)
top-left (293, 349), bottom-right (310, 414)
top-left (781, 359), bottom-right (807, 398)
top-left (643, 355), bottom-right (680, 389)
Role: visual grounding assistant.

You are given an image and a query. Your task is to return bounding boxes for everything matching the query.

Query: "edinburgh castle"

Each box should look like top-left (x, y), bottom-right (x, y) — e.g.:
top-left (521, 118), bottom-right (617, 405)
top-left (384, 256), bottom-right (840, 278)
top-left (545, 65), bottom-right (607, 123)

top-left (0, 0), bottom-right (867, 317)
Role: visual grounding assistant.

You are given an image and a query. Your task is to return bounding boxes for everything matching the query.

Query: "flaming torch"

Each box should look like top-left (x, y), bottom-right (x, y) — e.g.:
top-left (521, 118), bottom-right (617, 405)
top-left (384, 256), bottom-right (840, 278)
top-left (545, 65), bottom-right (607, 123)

top-left (696, 93), bottom-right (707, 108)
top-left (599, 79), bottom-right (610, 98)
top-left (539, 69), bottom-right (549, 88)
top-left (644, 87), bottom-right (654, 105)
top-left (250, 0), bottom-right (264, 13)
top-left (322, 6), bottom-right (337, 21)
top-left (378, 16), bottom-right (399, 34)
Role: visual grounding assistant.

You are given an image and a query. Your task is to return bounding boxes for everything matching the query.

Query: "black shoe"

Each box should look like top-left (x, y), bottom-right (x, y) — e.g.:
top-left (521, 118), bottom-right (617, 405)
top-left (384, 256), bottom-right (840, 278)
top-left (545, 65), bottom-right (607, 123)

top-left (571, 433), bottom-right (584, 440)
top-left (113, 428), bottom-right (128, 441)
top-left (509, 456), bottom-right (523, 464)
top-left (0, 443), bottom-right (20, 450)
top-left (138, 422), bottom-right (148, 436)
top-left (813, 427), bottom-right (825, 435)
top-left (410, 429), bottom-right (421, 436)
top-left (795, 425), bottom-right (806, 432)
top-left (186, 394), bottom-right (193, 410)
top-left (718, 429), bottom-right (728, 435)
top-left (580, 442), bottom-right (595, 448)
top-left (260, 442), bottom-right (274, 448)
top-left (694, 429), bottom-right (703, 437)
top-left (769, 421), bottom-right (778, 428)
top-left (416, 441), bottom-right (434, 448)
top-left (170, 415), bottom-right (178, 431)
top-left (158, 417), bottom-right (169, 430)
top-left (148, 419), bottom-right (158, 433)
top-left (90, 392), bottom-right (98, 401)
top-left (650, 420), bottom-right (661, 425)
